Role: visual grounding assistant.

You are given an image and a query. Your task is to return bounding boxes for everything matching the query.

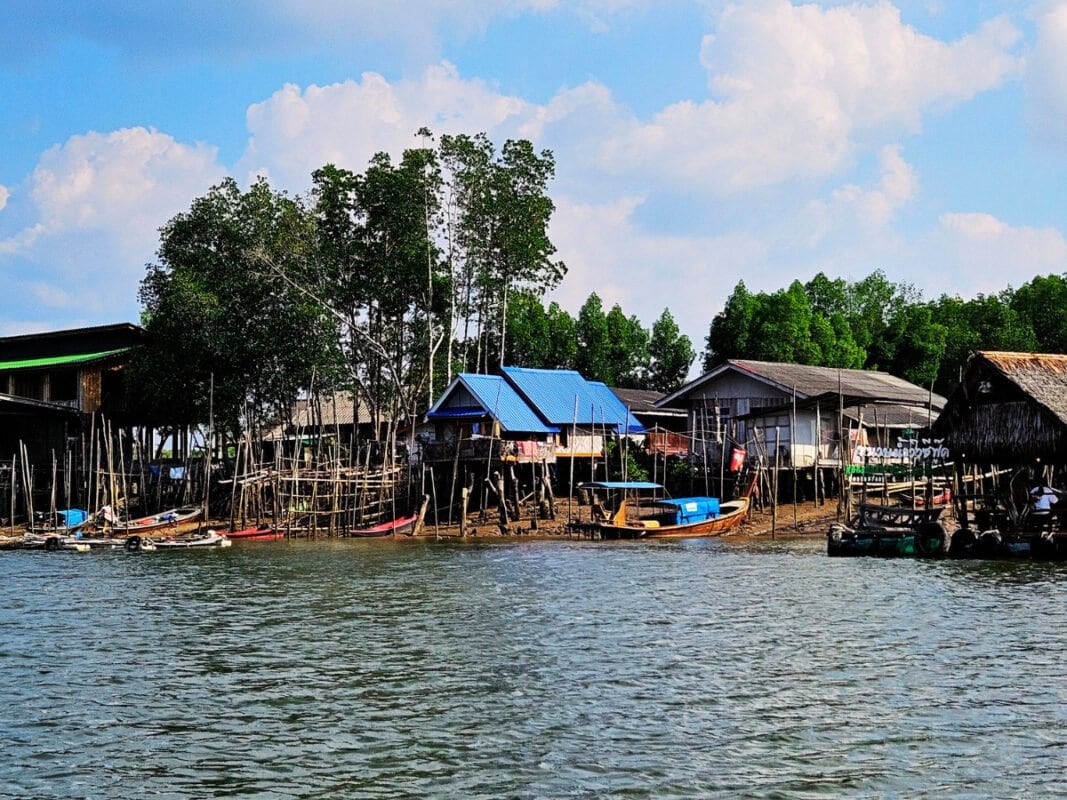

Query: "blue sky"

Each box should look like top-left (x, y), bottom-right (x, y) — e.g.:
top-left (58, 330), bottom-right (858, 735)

top-left (2, 0), bottom-right (1066, 355)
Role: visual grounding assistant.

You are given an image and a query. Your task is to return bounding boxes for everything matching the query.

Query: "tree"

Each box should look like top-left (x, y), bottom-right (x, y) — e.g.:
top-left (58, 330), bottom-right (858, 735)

top-left (605, 304), bottom-right (650, 387)
top-left (576, 293), bottom-right (611, 382)
top-left (648, 308), bottom-right (694, 393)
top-left (704, 281), bottom-right (757, 369)
top-left (439, 134), bottom-right (566, 373)
top-left (133, 177), bottom-right (336, 446)
top-left (1009, 274), bottom-right (1067, 353)
top-left (544, 302), bottom-right (578, 370)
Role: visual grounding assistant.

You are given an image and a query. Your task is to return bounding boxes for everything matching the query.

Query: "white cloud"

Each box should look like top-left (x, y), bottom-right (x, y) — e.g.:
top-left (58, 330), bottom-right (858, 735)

top-left (829, 144), bottom-right (918, 227)
top-left (597, 1), bottom-right (1021, 192)
top-left (237, 64), bottom-right (529, 190)
top-left (27, 127), bottom-right (224, 251)
top-left (0, 184), bottom-right (8, 212)
top-left (0, 127), bottom-right (226, 324)
top-left (930, 211), bottom-right (1067, 293)
top-left (547, 194), bottom-right (767, 344)
top-left (1026, 1), bottom-right (1067, 144)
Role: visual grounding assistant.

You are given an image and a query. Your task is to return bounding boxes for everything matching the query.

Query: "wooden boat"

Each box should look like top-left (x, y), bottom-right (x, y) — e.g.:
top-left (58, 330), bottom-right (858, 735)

top-left (23, 534), bottom-right (90, 552)
top-left (346, 514), bottom-right (418, 538)
top-left (28, 508), bottom-right (93, 535)
top-left (226, 524), bottom-right (286, 541)
top-left (149, 530), bottom-right (231, 549)
top-left (106, 505), bottom-right (203, 534)
top-left (582, 481), bottom-right (751, 540)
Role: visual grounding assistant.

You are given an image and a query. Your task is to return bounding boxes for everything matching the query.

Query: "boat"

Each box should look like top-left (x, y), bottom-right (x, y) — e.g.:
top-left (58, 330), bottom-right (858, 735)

top-left (225, 524), bottom-right (286, 541)
top-left (149, 530), bottom-right (232, 549)
top-left (580, 481), bottom-right (751, 540)
top-left (346, 514), bottom-right (419, 538)
top-left (27, 508), bottom-right (93, 536)
top-left (23, 534), bottom-right (91, 552)
top-left (105, 505), bottom-right (203, 534)
top-left (827, 503), bottom-right (948, 557)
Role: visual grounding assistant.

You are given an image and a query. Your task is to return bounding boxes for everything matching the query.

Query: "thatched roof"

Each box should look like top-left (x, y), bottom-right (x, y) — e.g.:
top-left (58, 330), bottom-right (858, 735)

top-left (934, 351), bottom-right (1067, 463)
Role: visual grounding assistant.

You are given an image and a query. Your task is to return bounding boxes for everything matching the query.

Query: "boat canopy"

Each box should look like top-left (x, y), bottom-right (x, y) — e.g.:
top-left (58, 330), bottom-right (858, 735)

top-left (658, 497), bottom-right (721, 523)
top-left (580, 481), bottom-right (664, 490)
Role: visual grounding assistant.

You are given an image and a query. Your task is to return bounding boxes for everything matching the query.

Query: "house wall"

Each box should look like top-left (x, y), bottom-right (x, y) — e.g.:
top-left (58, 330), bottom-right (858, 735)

top-left (682, 373), bottom-right (801, 466)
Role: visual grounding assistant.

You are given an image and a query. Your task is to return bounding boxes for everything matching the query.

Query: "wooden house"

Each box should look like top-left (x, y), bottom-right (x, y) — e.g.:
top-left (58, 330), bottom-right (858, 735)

top-left (423, 367), bottom-right (644, 465)
top-left (933, 351), bottom-right (1067, 464)
top-left (657, 360), bottom-right (944, 470)
top-left (610, 387), bottom-right (689, 457)
top-left (0, 323), bottom-right (143, 417)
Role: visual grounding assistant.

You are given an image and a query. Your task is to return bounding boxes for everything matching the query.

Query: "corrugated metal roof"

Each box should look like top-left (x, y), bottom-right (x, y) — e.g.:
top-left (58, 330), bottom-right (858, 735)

top-left (427, 373), bottom-right (557, 434)
top-left (659, 359), bottom-right (942, 408)
top-left (0, 348), bottom-right (130, 371)
top-left (501, 367), bottom-right (639, 432)
top-left (288, 391), bottom-right (373, 428)
top-left (502, 367), bottom-right (594, 425)
top-left (589, 382), bottom-right (646, 434)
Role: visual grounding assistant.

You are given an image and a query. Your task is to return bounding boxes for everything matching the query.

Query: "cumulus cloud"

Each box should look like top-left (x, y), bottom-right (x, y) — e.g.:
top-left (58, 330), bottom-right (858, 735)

top-left (597, 1), bottom-right (1021, 192)
top-left (237, 63), bottom-right (529, 190)
top-left (829, 144), bottom-right (918, 227)
top-left (547, 194), bottom-right (766, 343)
top-left (0, 127), bottom-right (226, 322)
top-left (0, 184), bottom-right (8, 212)
top-left (1026, 1), bottom-right (1067, 144)
top-left (929, 211), bottom-right (1067, 294)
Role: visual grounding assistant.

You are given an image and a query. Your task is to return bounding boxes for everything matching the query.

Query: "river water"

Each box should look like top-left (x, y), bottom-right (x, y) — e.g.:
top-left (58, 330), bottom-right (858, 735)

top-left (1, 536), bottom-right (1065, 799)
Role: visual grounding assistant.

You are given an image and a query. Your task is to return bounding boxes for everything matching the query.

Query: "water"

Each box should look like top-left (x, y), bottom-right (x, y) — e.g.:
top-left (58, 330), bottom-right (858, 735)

top-left (2, 537), bottom-right (1066, 799)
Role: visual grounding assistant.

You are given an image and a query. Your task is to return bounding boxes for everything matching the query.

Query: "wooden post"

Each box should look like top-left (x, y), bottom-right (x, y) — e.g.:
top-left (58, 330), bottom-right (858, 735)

top-left (459, 486), bottom-right (470, 538)
top-left (770, 426), bottom-right (781, 537)
top-left (413, 493), bottom-right (431, 536)
top-left (496, 471), bottom-right (509, 532)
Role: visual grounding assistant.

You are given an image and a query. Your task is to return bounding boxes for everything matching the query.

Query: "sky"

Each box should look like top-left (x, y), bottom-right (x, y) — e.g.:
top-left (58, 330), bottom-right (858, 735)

top-left (2, 0), bottom-right (1067, 356)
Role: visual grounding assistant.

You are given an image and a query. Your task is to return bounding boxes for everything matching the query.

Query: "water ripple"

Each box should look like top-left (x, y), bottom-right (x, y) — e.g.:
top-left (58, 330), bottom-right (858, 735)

top-left (1, 539), bottom-right (1065, 798)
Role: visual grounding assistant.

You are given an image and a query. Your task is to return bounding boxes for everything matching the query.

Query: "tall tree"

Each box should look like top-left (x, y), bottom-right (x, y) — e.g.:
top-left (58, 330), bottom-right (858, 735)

top-left (576, 293), bottom-right (611, 382)
top-left (704, 280), bottom-right (757, 369)
top-left (648, 308), bottom-right (695, 393)
top-left (133, 177), bottom-right (336, 445)
top-left (605, 304), bottom-right (650, 387)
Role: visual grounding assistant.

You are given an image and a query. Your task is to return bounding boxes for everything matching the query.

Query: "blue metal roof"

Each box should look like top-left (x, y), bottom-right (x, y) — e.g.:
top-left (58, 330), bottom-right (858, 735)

top-left (589, 381), bottom-right (646, 434)
top-left (426, 373), bottom-right (557, 434)
top-left (501, 367), bottom-right (644, 433)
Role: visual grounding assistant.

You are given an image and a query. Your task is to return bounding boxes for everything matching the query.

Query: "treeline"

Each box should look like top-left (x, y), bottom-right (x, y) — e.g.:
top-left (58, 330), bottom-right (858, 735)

top-left (130, 130), bottom-right (693, 450)
top-left (705, 271), bottom-right (1062, 395)
top-left (505, 292), bottom-right (694, 393)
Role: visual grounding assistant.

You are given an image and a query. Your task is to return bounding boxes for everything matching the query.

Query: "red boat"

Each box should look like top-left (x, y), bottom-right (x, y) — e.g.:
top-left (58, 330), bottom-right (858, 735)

top-left (346, 514), bottom-right (418, 538)
top-left (226, 524), bottom-right (286, 541)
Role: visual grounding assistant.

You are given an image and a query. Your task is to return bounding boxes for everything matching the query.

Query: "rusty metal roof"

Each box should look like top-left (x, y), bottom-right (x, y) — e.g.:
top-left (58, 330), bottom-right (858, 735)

top-left (659, 359), bottom-right (943, 409)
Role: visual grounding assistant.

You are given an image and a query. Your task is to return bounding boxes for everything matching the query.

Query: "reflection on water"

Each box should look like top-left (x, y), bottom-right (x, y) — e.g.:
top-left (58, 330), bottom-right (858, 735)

top-left (1, 538), bottom-right (1065, 798)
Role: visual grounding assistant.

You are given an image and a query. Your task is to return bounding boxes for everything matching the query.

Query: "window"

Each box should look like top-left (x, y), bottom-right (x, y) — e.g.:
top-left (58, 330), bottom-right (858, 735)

top-left (49, 369), bottom-right (78, 403)
top-left (13, 373), bottom-right (43, 400)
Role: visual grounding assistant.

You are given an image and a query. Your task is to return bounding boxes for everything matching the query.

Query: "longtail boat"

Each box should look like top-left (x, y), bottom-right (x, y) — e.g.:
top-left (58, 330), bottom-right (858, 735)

top-left (582, 481), bottom-right (751, 540)
top-left (346, 514), bottom-right (418, 538)
top-left (105, 505), bottom-right (203, 534)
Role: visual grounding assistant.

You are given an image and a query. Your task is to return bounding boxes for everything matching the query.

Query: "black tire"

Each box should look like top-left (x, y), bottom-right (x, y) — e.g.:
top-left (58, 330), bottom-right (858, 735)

top-left (949, 527), bottom-right (977, 558)
top-left (44, 536), bottom-right (60, 551)
top-left (125, 536), bottom-right (141, 552)
top-left (977, 529), bottom-right (1003, 559)
top-left (914, 521), bottom-right (947, 556)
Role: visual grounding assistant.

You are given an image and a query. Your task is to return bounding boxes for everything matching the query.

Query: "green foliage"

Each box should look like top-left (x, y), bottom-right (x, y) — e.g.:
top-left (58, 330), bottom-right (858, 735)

top-left (648, 308), bottom-right (695, 393)
top-left (699, 267), bottom-right (1067, 396)
top-left (576, 293), bottom-right (612, 383)
top-left (133, 178), bottom-right (338, 441)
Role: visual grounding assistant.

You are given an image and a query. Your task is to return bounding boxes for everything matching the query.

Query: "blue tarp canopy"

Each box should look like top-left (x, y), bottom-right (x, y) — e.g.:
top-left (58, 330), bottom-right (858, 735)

top-left (580, 481), bottom-right (664, 490)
